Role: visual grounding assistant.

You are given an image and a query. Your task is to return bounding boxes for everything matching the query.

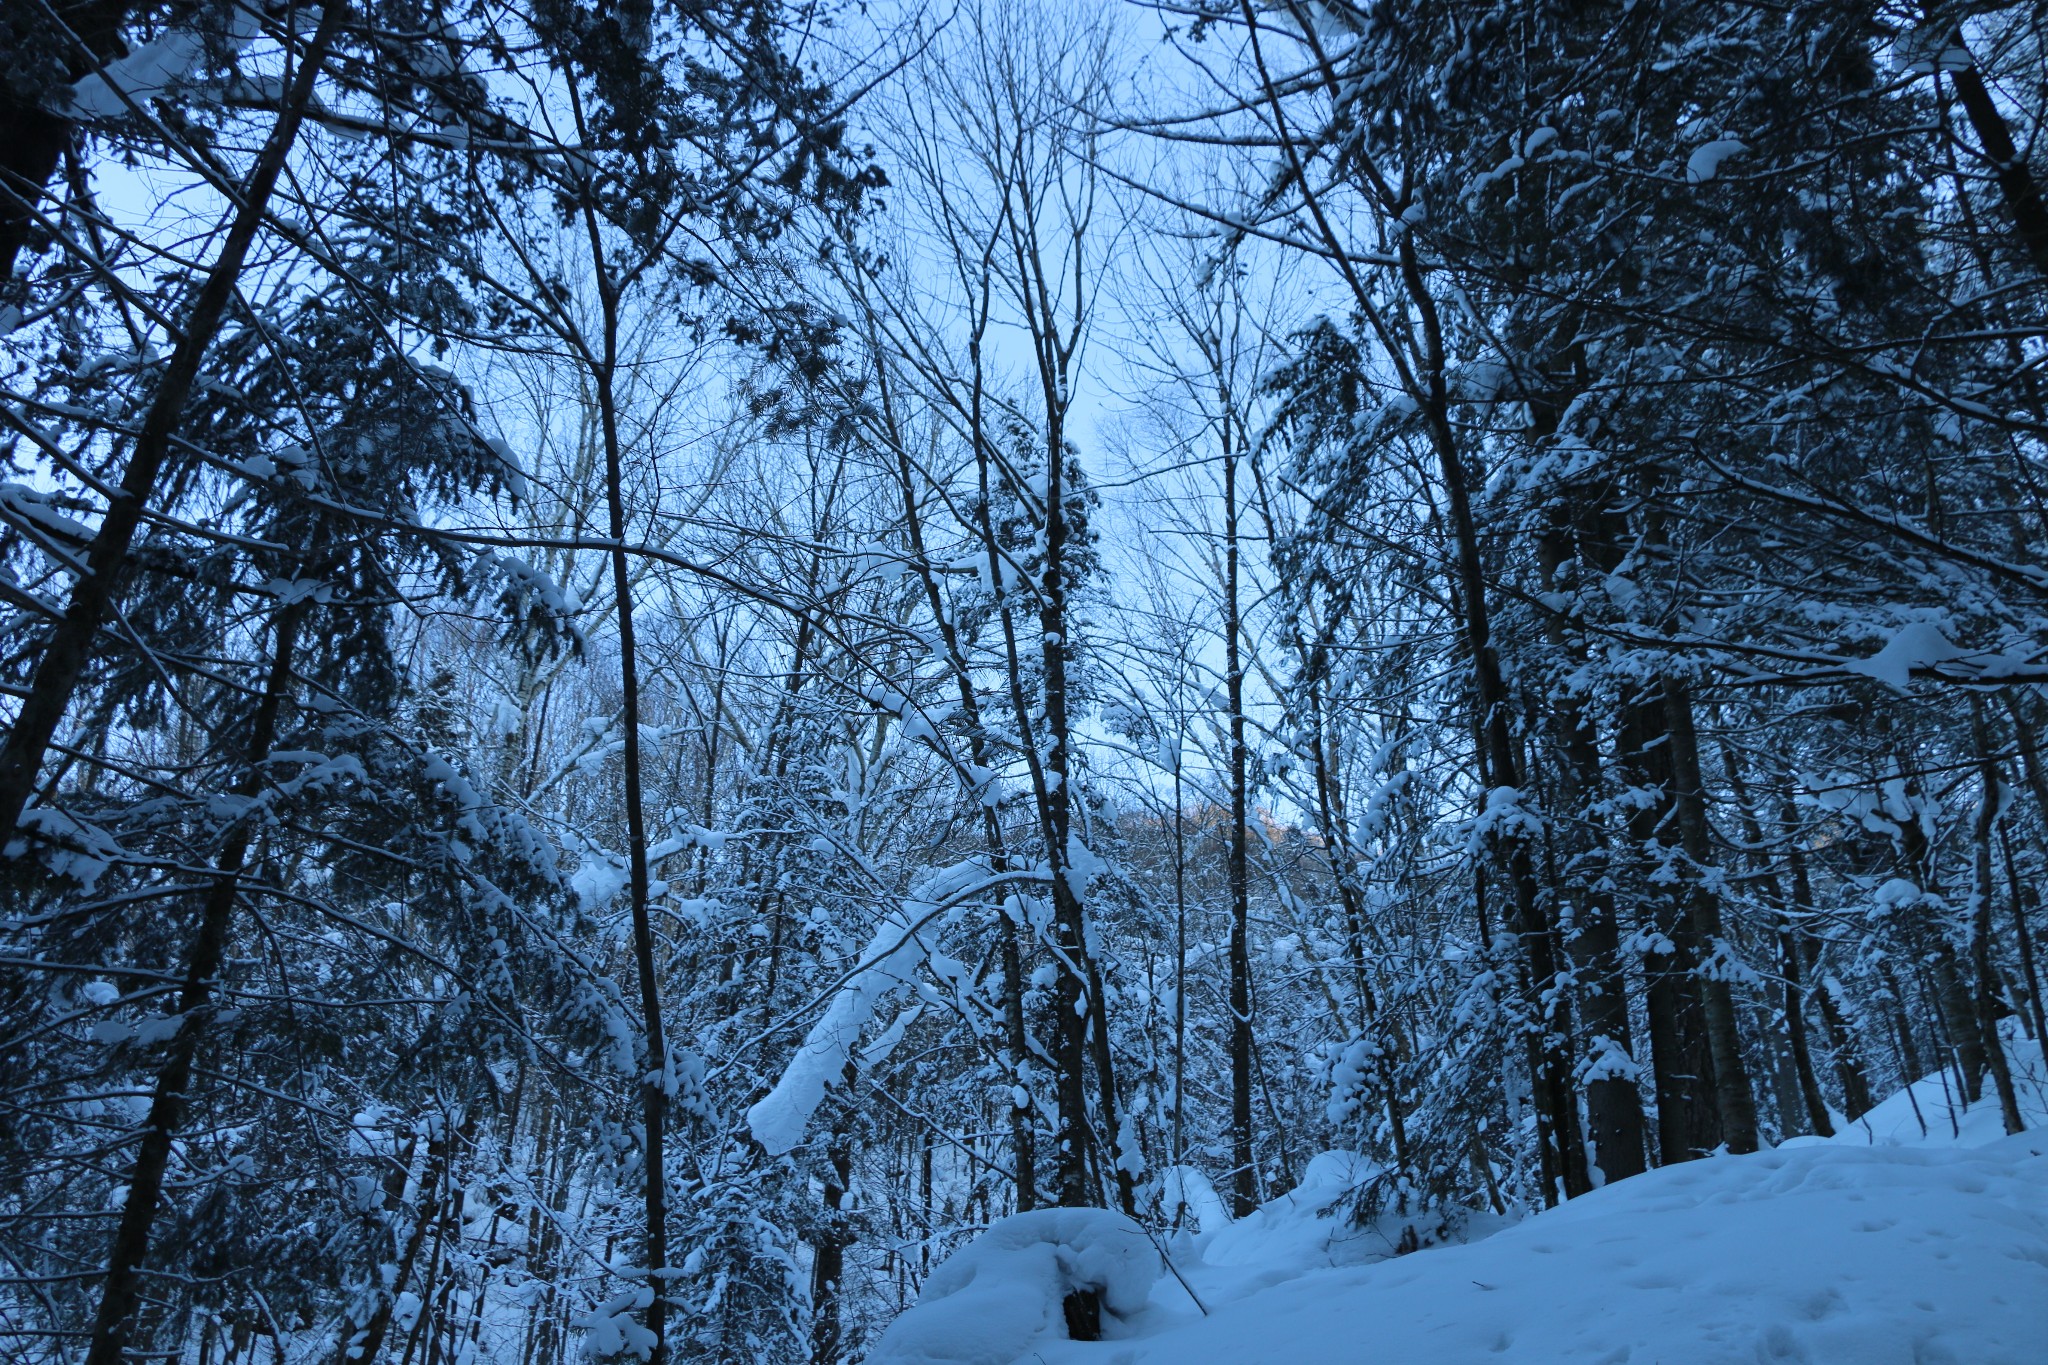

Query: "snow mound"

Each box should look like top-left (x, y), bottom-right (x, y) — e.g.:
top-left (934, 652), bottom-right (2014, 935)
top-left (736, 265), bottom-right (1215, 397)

top-left (1158, 1165), bottom-right (1229, 1232)
top-left (866, 1208), bottom-right (1160, 1365)
top-left (1198, 1150), bottom-right (1413, 1270)
top-left (1030, 1138), bottom-right (2048, 1365)
top-left (1824, 1027), bottom-right (2048, 1149)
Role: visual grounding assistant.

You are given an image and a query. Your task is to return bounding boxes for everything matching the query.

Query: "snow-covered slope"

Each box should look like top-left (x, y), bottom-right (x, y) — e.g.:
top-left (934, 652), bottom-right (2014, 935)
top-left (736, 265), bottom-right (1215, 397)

top-left (883, 1034), bottom-right (2048, 1365)
top-left (1819, 1030), bottom-right (2047, 1151)
top-left (1034, 1136), bottom-right (2048, 1365)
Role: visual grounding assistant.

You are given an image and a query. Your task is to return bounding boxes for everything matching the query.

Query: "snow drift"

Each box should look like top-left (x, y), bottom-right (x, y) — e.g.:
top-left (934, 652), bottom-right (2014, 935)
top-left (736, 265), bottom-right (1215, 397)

top-left (1028, 1135), bottom-right (2048, 1365)
top-left (865, 1209), bottom-right (1159, 1365)
top-left (877, 1036), bottom-right (2048, 1365)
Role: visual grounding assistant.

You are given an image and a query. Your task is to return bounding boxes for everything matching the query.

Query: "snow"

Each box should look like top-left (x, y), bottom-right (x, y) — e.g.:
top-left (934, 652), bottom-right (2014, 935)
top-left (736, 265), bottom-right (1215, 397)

top-left (1843, 620), bottom-right (1969, 690)
top-left (1197, 1150), bottom-right (1397, 1271)
top-left (886, 1037), bottom-right (2048, 1365)
top-left (865, 1208), bottom-right (1160, 1365)
top-left (1020, 1138), bottom-right (2048, 1365)
top-left (67, 28), bottom-right (209, 118)
top-left (746, 863), bottom-right (984, 1154)
top-left (1823, 1026), bottom-right (2048, 1150)
top-left (570, 852), bottom-right (628, 911)
top-left (66, 1), bottom-right (265, 118)
top-left (1158, 1166), bottom-right (1229, 1232)
top-left (1685, 137), bottom-right (1749, 184)
top-left (1, 482), bottom-right (93, 544)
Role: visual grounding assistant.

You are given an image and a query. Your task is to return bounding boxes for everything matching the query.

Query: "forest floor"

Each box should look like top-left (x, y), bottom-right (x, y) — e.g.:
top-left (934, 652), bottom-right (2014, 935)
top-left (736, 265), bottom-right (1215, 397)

top-left (904, 1030), bottom-right (2048, 1365)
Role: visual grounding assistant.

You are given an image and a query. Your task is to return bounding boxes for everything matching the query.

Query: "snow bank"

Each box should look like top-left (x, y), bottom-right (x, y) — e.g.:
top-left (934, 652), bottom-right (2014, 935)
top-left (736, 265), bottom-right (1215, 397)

top-left (866, 1209), bottom-right (1160, 1365)
top-left (1157, 1165), bottom-right (1229, 1233)
top-left (1822, 1027), bottom-right (2048, 1150)
top-left (1198, 1150), bottom-right (1404, 1270)
top-left (1027, 1135), bottom-right (2048, 1365)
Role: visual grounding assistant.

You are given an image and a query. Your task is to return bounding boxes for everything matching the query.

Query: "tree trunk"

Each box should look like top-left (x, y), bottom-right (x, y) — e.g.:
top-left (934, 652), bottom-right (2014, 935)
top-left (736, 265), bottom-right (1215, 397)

top-left (2001, 830), bottom-right (2048, 1046)
top-left (0, 0), bottom-right (134, 286)
top-left (87, 601), bottom-right (306, 1365)
top-left (1662, 684), bottom-right (1759, 1154)
top-left (585, 203), bottom-right (669, 1361)
top-left (1944, 38), bottom-right (2048, 280)
top-left (0, 2), bottom-right (341, 838)
top-left (1785, 798), bottom-right (1876, 1119)
top-left (344, 1124), bottom-right (454, 1365)
top-left (1777, 929), bottom-right (1834, 1137)
top-left (1970, 712), bottom-right (2023, 1134)
top-left (1536, 514), bottom-right (1646, 1185)
top-left (809, 1077), bottom-right (858, 1365)
top-left (1718, 744), bottom-right (1833, 1137)
top-left (1224, 447), bottom-right (1257, 1217)
top-left (1407, 250), bottom-right (1584, 1201)
top-left (1249, 459), bottom-right (1412, 1173)
top-left (1618, 684), bottom-right (1721, 1163)
top-left (1897, 811), bottom-right (1987, 1100)
top-left (887, 401), bottom-right (1037, 1210)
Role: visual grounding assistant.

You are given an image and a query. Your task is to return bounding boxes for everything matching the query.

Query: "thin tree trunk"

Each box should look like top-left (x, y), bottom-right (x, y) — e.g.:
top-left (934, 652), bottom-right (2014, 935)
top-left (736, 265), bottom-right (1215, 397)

top-left (1970, 711), bottom-right (2024, 1134)
top-left (584, 206), bottom-right (669, 1362)
top-left (1248, 458), bottom-right (1412, 1172)
top-left (1224, 446), bottom-right (1257, 1217)
top-left (2001, 829), bottom-right (2048, 1045)
top-left (1785, 798), bottom-right (1876, 1119)
top-left (1944, 40), bottom-right (2048, 280)
top-left (1171, 746), bottom-right (1187, 1170)
top-left (1409, 263), bottom-right (1584, 1202)
top-left (87, 601), bottom-right (307, 1365)
top-left (1662, 684), bottom-right (1759, 1153)
top-left (1537, 514), bottom-right (1647, 1184)
top-left (344, 1125), bottom-right (453, 1365)
top-left (881, 392), bottom-right (1038, 1210)
top-left (1719, 746), bottom-right (1833, 1137)
top-left (0, 0), bottom-right (135, 284)
top-left (809, 1071), bottom-right (858, 1365)
top-left (1777, 928), bottom-right (1834, 1137)
top-left (0, 2), bottom-right (342, 837)
top-left (989, 172), bottom-right (1111, 1219)
top-left (1232, 3), bottom-right (1580, 1196)
top-left (1899, 811), bottom-right (1987, 1101)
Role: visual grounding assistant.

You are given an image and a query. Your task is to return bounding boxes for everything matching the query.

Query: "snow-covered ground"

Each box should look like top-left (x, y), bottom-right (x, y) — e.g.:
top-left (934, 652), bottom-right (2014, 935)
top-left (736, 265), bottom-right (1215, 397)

top-left (877, 1032), bottom-right (2048, 1365)
top-left (1819, 1029), bottom-right (2048, 1152)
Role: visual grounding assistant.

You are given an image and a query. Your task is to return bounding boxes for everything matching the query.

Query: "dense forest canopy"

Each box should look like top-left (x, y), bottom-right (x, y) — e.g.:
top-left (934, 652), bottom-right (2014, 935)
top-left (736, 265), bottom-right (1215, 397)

top-left (2, 0), bottom-right (2045, 1360)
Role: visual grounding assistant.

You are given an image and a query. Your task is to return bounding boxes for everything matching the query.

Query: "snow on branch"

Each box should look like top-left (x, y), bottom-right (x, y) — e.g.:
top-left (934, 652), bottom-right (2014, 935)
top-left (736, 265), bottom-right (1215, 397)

top-left (744, 861), bottom-right (995, 1155)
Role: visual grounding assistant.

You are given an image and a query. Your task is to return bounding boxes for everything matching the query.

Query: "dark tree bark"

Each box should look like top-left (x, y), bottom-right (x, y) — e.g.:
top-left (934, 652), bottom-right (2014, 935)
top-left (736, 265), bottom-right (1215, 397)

top-left (1403, 245), bottom-right (1586, 1202)
top-left (1249, 460), bottom-right (1412, 1172)
top-left (86, 600), bottom-right (307, 1365)
top-left (587, 246), bottom-right (671, 1363)
top-left (1895, 796), bottom-right (1987, 1100)
top-left (2000, 830), bottom-right (2048, 1047)
top-left (809, 1075), bottom-right (858, 1365)
top-left (1944, 38), bottom-right (2048, 281)
top-left (883, 359), bottom-right (1038, 1210)
top-left (1784, 796), bottom-right (1876, 1120)
top-left (1970, 709), bottom-right (2024, 1135)
top-left (1718, 743), bottom-right (1833, 1137)
top-left (1224, 445), bottom-right (1257, 1217)
top-left (1232, 0), bottom-right (1583, 1200)
top-left (1662, 684), bottom-right (1759, 1154)
top-left (1537, 510), bottom-right (1647, 1184)
top-left (1618, 685), bottom-right (1722, 1164)
top-left (0, 2), bottom-right (342, 839)
top-left (0, 0), bottom-right (135, 287)
top-left (343, 1125), bottom-right (454, 1365)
